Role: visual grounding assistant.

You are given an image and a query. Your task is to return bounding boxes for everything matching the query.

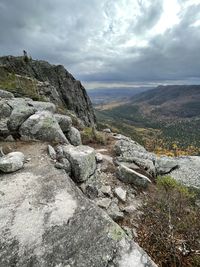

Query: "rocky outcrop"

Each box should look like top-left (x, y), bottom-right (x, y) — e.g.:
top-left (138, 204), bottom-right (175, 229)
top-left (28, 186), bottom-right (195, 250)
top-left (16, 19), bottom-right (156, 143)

top-left (114, 135), bottom-right (169, 178)
top-left (0, 142), bottom-right (157, 267)
top-left (114, 134), bottom-right (200, 189)
top-left (19, 111), bottom-right (68, 143)
top-left (0, 56), bottom-right (96, 126)
top-left (0, 93), bottom-right (82, 145)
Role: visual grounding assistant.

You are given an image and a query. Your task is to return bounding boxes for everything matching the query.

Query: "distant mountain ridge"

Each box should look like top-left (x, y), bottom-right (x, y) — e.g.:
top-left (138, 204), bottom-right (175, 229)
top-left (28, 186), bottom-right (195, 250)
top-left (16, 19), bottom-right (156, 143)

top-left (131, 85), bottom-right (200, 119)
top-left (88, 87), bottom-right (152, 105)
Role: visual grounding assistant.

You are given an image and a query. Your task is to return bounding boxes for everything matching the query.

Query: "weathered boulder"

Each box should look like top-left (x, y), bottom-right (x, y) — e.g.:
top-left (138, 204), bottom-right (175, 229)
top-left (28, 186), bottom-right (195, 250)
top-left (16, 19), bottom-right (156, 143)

top-left (28, 100), bottom-right (56, 113)
top-left (54, 113), bottom-right (72, 132)
top-left (67, 126), bottom-right (82, 146)
top-left (0, 143), bottom-right (157, 266)
top-left (62, 145), bottom-right (96, 182)
top-left (0, 151), bottom-right (24, 173)
top-left (7, 105), bottom-right (36, 132)
top-left (0, 89), bottom-right (14, 98)
top-left (114, 138), bottom-right (147, 157)
top-left (7, 97), bottom-right (32, 109)
top-left (19, 111), bottom-right (68, 143)
top-left (0, 100), bottom-right (12, 137)
top-left (155, 156), bottom-right (178, 175)
top-left (117, 164), bottom-right (151, 188)
top-left (114, 137), bottom-right (156, 177)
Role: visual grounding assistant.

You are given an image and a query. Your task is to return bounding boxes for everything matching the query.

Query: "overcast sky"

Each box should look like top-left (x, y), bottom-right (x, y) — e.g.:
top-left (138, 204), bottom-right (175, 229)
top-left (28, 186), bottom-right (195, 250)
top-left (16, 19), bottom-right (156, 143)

top-left (0, 0), bottom-right (200, 89)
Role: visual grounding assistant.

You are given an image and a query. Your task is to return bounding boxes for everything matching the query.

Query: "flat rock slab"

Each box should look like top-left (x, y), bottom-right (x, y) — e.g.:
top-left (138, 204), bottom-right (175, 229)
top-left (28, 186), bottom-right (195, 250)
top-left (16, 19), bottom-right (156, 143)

top-left (0, 142), bottom-right (157, 267)
top-left (62, 145), bottom-right (96, 182)
top-left (170, 156), bottom-right (200, 188)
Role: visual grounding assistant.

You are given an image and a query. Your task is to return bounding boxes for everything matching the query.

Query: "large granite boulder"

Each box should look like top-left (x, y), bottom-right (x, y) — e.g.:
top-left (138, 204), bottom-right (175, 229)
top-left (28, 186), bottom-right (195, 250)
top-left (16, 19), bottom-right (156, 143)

top-left (55, 114), bottom-right (72, 132)
top-left (0, 143), bottom-right (157, 267)
top-left (114, 138), bottom-right (147, 157)
top-left (0, 89), bottom-right (14, 98)
top-left (117, 164), bottom-right (151, 188)
top-left (27, 100), bottom-right (56, 113)
top-left (19, 111), bottom-right (68, 143)
top-left (67, 126), bottom-right (82, 146)
top-left (7, 105), bottom-right (36, 132)
top-left (62, 145), bottom-right (96, 182)
top-left (0, 151), bottom-right (25, 173)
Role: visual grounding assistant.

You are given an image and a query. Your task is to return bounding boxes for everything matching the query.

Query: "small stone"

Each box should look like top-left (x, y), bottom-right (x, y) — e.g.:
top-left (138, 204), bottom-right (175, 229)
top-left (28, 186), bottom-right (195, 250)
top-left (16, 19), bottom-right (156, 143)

top-left (47, 145), bottom-right (57, 160)
top-left (85, 184), bottom-right (99, 199)
top-left (96, 153), bottom-right (103, 163)
top-left (96, 198), bottom-right (111, 209)
top-left (101, 185), bottom-right (112, 197)
top-left (55, 145), bottom-right (64, 160)
top-left (103, 128), bottom-right (111, 133)
top-left (0, 152), bottom-right (25, 173)
top-left (107, 201), bottom-right (124, 221)
top-left (55, 158), bottom-right (71, 174)
top-left (123, 205), bottom-right (137, 214)
top-left (114, 187), bottom-right (127, 202)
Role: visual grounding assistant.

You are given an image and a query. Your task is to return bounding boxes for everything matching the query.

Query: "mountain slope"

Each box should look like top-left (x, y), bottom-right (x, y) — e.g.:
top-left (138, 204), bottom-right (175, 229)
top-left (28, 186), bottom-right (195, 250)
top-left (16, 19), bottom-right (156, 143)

top-left (0, 55), bottom-right (96, 126)
top-left (132, 85), bottom-right (200, 119)
top-left (97, 85), bottom-right (200, 152)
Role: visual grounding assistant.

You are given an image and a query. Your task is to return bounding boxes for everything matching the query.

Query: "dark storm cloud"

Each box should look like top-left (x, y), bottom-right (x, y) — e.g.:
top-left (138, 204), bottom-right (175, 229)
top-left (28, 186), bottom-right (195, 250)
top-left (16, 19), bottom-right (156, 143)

top-left (0, 0), bottom-right (200, 87)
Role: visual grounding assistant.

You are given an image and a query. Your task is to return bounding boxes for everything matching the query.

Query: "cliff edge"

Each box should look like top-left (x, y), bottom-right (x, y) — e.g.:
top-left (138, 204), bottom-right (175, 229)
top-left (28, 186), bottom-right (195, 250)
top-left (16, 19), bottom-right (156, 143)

top-left (0, 55), bottom-right (96, 126)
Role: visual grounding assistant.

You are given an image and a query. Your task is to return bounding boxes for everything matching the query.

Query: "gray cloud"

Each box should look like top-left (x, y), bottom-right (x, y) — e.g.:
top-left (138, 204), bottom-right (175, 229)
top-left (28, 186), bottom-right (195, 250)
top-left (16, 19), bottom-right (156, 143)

top-left (0, 0), bottom-right (200, 87)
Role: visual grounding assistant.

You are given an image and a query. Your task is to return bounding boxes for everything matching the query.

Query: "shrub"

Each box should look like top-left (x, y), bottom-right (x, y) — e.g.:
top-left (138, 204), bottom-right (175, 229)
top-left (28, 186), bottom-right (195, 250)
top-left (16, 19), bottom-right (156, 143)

top-left (81, 127), bottom-right (107, 146)
top-left (137, 176), bottom-right (200, 267)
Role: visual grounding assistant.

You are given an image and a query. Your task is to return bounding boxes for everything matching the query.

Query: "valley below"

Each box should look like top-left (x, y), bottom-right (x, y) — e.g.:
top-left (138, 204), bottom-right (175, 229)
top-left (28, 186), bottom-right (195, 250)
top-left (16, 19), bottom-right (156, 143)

top-left (94, 85), bottom-right (200, 156)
